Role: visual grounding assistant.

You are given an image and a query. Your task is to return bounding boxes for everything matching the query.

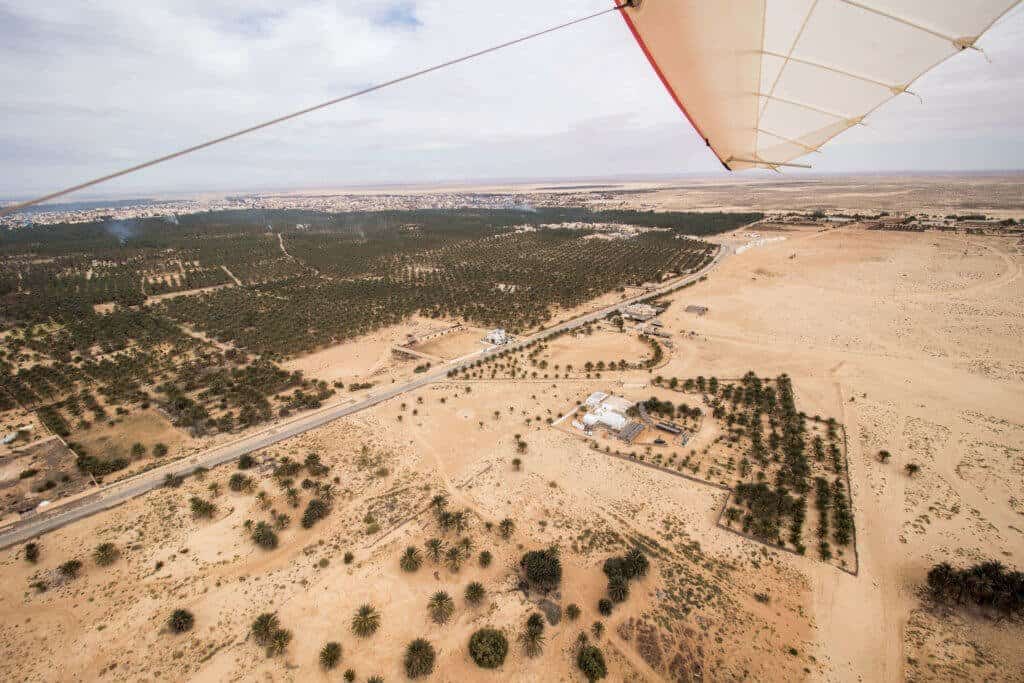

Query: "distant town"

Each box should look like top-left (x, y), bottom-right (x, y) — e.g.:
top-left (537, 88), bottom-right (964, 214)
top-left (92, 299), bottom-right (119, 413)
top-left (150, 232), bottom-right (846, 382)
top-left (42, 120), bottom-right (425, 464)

top-left (3, 186), bottom-right (1022, 237)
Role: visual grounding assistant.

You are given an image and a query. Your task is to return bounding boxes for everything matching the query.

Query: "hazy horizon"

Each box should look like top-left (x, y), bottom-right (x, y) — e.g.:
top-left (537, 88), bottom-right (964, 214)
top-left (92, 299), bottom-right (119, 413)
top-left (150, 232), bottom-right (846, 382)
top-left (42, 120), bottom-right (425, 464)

top-left (5, 169), bottom-right (1024, 207)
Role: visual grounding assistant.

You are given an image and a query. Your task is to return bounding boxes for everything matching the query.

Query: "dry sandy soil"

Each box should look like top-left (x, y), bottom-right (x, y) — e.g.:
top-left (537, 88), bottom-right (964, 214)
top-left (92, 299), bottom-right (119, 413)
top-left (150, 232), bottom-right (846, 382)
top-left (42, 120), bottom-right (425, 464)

top-left (0, 223), bottom-right (1021, 682)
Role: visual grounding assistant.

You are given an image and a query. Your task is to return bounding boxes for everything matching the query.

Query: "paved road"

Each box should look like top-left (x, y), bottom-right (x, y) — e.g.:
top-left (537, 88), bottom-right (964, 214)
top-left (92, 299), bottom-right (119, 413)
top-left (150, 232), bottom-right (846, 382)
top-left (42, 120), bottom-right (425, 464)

top-left (0, 243), bottom-right (730, 549)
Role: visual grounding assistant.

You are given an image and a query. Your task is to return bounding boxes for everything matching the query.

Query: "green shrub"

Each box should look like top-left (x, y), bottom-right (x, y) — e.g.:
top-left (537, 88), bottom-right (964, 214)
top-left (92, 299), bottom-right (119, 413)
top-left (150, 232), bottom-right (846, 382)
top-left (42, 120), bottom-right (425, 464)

top-left (59, 559), bottom-right (83, 578)
top-left (520, 547), bottom-right (562, 591)
top-left (189, 496), bottom-right (217, 519)
top-left (468, 628), bottom-right (508, 669)
top-left (94, 543), bottom-right (120, 566)
top-left (24, 542), bottom-right (40, 564)
top-left (577, 645), bottom-right (608, 681)
top-left (404, 638), bottom-right (436, 678)
top-left (252, 522), bottom-right (278, 550)
top-left (168, 609), bottom-right (194, 633)
top-left (228, 473), bottom-right (252, 492)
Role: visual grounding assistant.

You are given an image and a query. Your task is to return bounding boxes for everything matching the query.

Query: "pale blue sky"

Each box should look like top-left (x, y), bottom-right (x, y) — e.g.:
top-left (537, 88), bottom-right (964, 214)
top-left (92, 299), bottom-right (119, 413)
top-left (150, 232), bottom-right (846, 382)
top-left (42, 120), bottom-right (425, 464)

top-left (1, 1), bottom-right (1022, 199)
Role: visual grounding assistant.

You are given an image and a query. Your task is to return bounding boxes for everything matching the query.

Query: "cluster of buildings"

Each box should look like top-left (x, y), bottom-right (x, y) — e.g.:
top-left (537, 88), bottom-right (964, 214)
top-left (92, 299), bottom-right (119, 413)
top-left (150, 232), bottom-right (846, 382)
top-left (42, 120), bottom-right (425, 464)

top-left (622, 303), bottom-right (661, 322)
top-left (573, 392), bottom-right (643, 443)
top-left (484, 328), bottom-right (509, 346)
top-left (2, 186), bottom-right (630, 230)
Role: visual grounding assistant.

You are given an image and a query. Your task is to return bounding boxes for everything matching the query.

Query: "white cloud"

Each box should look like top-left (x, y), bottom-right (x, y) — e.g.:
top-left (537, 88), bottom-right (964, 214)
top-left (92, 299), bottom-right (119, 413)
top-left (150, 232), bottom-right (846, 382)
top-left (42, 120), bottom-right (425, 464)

top-left (0, 1), bottom-right (1022, 198)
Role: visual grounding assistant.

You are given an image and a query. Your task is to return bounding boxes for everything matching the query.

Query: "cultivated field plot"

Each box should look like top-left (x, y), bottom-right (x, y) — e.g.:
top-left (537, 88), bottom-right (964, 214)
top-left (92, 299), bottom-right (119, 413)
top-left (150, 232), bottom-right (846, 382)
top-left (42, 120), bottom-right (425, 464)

top-left (0, 208), bottom-right (750, 510)
top-left (452, 321), bottom-right (664, 382)
top-left (412, 326), bottom-right (488, 360)
top-left (0, 437), bottom-right (85, 519)
top-left (554, 373), bottom-right (856, 574)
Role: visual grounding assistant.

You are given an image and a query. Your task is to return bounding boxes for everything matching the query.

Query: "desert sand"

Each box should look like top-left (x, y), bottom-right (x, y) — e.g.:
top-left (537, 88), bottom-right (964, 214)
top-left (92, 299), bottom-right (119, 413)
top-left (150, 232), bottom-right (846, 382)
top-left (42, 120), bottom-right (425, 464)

top-left (1, 221), bottom-right (1022, 682)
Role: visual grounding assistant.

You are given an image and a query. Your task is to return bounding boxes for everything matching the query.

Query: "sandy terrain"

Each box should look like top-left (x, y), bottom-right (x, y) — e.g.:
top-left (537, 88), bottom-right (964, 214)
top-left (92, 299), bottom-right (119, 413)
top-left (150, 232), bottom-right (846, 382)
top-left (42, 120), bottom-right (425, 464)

top-left (282, 316), bottom-right (466, 386)
top-left (72, 409), bottom-right (195, 465)
top-left (0, 223), bottom-right (1021, 682)
top-left (413, 327), bottom-right (489, 361)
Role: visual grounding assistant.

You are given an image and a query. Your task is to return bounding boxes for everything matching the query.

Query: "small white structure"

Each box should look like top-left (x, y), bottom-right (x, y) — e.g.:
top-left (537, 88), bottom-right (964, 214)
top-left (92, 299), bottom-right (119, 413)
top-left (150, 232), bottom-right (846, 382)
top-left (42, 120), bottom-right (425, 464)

top-left (485, 328), bottom-right (508, 345)
top-left (585, 391), bottom-right (608, 408)
top-left (622, 303), bottom-right (660, 321)
top-left (1, 432), bottom-right (17, 445)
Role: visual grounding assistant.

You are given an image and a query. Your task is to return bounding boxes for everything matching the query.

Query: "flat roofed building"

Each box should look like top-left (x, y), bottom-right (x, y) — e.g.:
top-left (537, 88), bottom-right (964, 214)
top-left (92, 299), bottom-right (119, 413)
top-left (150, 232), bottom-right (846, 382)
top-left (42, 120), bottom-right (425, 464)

top-left (484, 328), bottom-right (508, 345)
top-left (622, 303), bottom-right (660, 321)
top-left (582, 408), bottom-right (627, 432)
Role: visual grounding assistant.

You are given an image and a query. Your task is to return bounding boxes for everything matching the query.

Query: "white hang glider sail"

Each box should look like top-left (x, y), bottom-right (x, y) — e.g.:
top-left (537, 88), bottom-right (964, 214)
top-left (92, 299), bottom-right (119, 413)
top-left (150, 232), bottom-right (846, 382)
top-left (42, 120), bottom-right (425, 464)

top-left (617, 0), bottom-right (1021, 170)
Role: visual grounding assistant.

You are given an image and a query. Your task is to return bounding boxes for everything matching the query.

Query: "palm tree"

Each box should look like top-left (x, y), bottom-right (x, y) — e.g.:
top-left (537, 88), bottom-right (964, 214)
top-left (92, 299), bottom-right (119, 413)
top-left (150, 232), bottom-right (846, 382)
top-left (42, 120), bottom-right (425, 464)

top-left (319, 641), bottom-right (342, 669)
top-left (401, 546), bottom-right (423, 572)
top-left (465, 581), bottom-right (486, 606)
top-left (451, 509), bottom-right (469, 533)
top-left (608, 576), bottom-right (629, 603)
top-left (478, 550), bottom-right (493, 568)
top-left (519, 612), bottom-right (546, 657)
top-left (430, 494), bottom-right (448, 512)
top-left (425, 538), bottom-right (445, 563)
top-left (438, 510), bottom-right (455, 532)
top-left (351, 604), bottom-right (381, 637)
top-left (927, 562), bottom-right (955, 600)
top-left (445, 546), bottom-right (464, 572)
top-left (458, 536), bottom-right (474, 557)
top-left (565, 603), bottom-right (581, 621)
top-left (427, 591), bottom-right (455, 624)
top-left (251, 612), bottom-right (280, 646)
top-left (499, 518), bottom-right (515, 539)
top-left (904, 462), bottom-right (920, 476)
top-left (624, 547), bottom-right (649, 578)
top-left (267, 628), bottom-right (292, 657)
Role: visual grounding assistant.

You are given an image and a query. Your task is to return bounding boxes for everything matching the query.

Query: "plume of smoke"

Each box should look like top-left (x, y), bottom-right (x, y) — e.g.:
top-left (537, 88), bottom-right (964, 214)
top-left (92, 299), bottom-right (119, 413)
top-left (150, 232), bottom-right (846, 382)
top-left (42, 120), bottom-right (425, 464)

top-left (103, 219), bottom-right (138, 245)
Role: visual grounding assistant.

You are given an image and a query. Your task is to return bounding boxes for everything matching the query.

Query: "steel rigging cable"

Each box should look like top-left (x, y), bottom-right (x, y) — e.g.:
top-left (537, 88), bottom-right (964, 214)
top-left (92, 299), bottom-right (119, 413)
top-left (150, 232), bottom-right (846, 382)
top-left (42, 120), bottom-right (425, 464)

top-left (0, 3), bottom-right (635, 218)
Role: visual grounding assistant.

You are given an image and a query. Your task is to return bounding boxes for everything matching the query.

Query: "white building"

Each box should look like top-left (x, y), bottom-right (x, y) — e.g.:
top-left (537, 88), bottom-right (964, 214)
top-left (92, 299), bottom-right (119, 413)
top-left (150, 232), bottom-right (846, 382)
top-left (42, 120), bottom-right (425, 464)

top-left (582, 407), bottom-right (627, 432)
top-left (577, 393), bottom-right (633, 433)
top-left (485, 328), bottom-right (508, 345)
top-left (622, 303), bottom-right (660, 321)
